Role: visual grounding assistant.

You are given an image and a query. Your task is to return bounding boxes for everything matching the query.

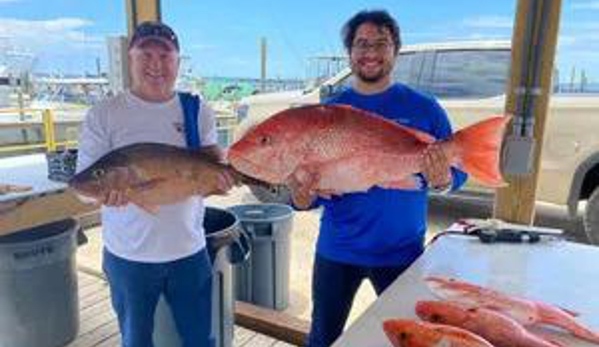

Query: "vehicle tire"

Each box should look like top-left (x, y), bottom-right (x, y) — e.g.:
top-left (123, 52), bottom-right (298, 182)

top-left (584, 186), bottom-right (599, 245)
top-left (249, 184), bottom-right (292, 205)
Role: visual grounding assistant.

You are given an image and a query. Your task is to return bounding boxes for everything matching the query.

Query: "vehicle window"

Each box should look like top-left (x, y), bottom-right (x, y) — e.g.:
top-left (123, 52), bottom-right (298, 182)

top-left (420, 49), bottom-right (510, 98)
top-left (393, 52), bottom-right (424, 85)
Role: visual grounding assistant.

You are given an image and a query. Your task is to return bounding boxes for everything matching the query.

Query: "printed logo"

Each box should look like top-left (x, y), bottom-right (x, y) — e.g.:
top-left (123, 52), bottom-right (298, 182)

top-left (174, 122), bottom-right (184, 133)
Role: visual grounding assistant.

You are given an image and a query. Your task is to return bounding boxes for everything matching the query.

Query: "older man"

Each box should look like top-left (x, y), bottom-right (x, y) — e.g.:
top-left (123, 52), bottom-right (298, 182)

top-left (76, 21), bottom-right (235, 347)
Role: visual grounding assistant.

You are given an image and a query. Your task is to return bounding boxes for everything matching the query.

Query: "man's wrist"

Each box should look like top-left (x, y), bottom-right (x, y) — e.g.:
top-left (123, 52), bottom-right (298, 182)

top-left (431, 179), bottom-right (452, 194)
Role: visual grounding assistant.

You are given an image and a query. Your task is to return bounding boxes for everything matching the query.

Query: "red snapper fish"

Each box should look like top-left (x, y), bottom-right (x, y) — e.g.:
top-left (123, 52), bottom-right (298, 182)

top-left (383, 319), bottom-right (494, 347)
top-left (416, 300), bottom-right (564, 347)
top-left (227, 104), bottom-right (510, 196)
top-left (425, 276), bottom-right (599, 344)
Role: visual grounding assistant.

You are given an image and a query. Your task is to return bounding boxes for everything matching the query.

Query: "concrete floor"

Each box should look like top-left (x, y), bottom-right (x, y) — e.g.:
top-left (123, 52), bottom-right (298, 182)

top-left (76, 186), bottom-right (589, 328)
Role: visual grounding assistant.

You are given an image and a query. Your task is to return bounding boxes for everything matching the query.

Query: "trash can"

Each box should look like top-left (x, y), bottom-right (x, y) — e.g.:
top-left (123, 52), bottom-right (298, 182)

top-left (228, 203), bottom-right (294, 310)
top-left (0, 219), bottom-right (80, 347)
top-left (153, 206), bottom-right (250, 347)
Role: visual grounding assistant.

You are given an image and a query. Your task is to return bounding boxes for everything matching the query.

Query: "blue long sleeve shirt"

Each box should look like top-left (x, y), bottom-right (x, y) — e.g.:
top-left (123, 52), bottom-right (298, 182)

top-left (311, 83), bottom-right (467, 267)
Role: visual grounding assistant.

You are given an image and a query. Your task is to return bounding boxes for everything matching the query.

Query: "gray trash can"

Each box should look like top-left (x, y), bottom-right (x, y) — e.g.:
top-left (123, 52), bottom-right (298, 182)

top-left (0, 219), bottom-right (80, 347)
top-left (154, 206), bottom-right (250, 347)
top-left (228, 203), bottom-right (294, 311)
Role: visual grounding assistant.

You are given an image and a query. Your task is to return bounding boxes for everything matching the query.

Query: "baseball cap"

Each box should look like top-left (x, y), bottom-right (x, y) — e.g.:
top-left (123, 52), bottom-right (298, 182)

top-left (129, 21), bottom-right (179, 51)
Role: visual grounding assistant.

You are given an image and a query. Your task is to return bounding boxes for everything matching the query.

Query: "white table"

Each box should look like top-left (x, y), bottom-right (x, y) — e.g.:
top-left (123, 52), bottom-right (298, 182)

top-left (0, 154), bottom-right (66, 202)
top-left (332, 234), bottom-right (599, 347)
top-left (0, 154), bottom-right (95, 235)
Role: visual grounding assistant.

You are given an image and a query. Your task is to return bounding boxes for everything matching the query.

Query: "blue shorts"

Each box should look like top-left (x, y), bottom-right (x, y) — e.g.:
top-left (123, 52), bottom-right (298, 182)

top-left (103, 248), bottom-right (214, 347)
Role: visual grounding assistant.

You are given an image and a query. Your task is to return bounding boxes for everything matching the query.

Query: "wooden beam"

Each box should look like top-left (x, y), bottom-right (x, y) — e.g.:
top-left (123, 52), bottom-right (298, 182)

top-left (125, 0), bottom-right (162, 36)
top-left (493, 0), bottom-right (562, 223)
top-left (234, 301), bottom-right (310, 346)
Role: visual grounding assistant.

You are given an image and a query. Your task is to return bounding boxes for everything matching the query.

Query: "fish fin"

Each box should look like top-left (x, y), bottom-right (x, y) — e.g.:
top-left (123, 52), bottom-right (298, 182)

top-left (557, 306), bottom-right (579, 317)
top-left (316, 189), bottom-right (339, 199)
top-left (529, 332), bottom-right (567, 347)
top-left (395, 124), bottom-right (437, 144)
top-left (450, 115), bottom-right (511, 187)
top-left (379, 175), bottom-right (422, 190)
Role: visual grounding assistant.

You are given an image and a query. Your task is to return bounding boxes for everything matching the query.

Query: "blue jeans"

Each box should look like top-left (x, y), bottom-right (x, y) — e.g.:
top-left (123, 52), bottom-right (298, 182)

top-left (306, 254), bottom-right (418, 347)
top-left (103, 248), bottom-right (214, 347)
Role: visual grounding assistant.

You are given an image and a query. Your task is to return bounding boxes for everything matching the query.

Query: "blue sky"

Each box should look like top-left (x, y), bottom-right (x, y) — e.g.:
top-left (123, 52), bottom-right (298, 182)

top-left (1, 0), bottom-right (598, 82)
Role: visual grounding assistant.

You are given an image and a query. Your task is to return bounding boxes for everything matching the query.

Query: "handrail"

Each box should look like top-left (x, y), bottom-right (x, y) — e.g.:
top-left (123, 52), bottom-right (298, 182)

top-left (0, 108), bottom-right (77, 154)
top-left (0, 107), bottom-right (239, 155)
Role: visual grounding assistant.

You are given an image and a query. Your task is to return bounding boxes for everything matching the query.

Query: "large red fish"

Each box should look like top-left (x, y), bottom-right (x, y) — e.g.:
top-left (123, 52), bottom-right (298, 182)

top-left (228, 104), bottom-right (509, 196)
top-left (383, 319), bottom-right (494, 347)
top-left (425, 276), bottom-right (599, 344)
top-left (416, 300), bottom-right (564, 347)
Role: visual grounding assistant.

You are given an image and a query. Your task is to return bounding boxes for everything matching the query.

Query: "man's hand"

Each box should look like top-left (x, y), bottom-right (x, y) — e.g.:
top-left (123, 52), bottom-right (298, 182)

top-left (422, 143), bottom-right (452, 191)
top-left (102, 190), bottom-right (130, 207)
top-left (286, 169), bottom-right (319, 209)
top-left (100, 167), bottom-right (132, 207)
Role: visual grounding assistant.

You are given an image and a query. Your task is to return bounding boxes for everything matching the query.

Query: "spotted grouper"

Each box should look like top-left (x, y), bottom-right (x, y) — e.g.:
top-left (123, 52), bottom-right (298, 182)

top-left (69, 142), bottom-right (263, 214)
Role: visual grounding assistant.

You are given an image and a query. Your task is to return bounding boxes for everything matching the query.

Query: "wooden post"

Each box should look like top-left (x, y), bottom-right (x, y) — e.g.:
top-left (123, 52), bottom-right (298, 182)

top-left (493, 0), bottom-right (562, 223)
top-left (125, 0), bottom-right (162, 36)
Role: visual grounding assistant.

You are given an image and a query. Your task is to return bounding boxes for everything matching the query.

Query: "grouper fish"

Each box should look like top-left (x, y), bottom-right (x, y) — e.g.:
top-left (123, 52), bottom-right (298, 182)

top-left (69, 142), bottom-right (264, 214)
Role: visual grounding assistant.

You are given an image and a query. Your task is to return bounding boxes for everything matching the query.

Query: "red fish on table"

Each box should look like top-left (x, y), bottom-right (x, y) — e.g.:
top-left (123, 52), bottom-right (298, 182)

top-left (383, 318), bottom-right (494, 347)
top-left (416, 300), bottom-right (564, 347)
top-left (425, 275), bottom-right (599, 344)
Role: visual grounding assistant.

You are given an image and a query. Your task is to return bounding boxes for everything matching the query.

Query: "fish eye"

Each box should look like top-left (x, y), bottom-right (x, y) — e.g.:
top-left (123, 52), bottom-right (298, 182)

top-left (431, 314), bottom-right (442, 322)
top-left (92, 168), bottom-right (106, 179)
top-left (399, 332), bottom-right (409, 340)
top-left (259, 135), bottom-right (272, 146)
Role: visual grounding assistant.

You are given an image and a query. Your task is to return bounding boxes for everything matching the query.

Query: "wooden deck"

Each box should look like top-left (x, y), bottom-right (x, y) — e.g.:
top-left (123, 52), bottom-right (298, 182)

top-left (68, 271), bottom-right (295, 347)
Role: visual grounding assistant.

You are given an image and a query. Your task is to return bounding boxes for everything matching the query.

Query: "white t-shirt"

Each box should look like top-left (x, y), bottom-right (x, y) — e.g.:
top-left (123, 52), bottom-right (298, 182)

top-left (76, 90), bottom-right (217, 262)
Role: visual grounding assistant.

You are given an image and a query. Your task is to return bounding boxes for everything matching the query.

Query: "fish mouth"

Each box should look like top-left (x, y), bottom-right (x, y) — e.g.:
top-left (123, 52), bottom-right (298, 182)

top-left (228, 155), bottom-right (280, 184)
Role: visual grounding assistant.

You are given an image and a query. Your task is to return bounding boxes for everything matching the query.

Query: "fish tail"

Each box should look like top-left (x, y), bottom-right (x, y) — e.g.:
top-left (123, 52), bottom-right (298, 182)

top-left (450, 115), bottom-right (511, 187)
top-left (537, 303), bottom-right (599, 343)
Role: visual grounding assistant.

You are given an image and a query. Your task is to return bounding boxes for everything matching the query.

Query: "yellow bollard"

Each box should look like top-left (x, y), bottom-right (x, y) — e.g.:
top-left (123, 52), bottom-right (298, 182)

top-left (42, 109), bottom-right (57, 152)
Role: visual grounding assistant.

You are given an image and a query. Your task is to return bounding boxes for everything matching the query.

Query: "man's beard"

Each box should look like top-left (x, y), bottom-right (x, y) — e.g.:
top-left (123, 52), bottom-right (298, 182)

top-left (356, 70), bottom-right (386, 83)
top-left (353, 62), bottom-right (392, 84)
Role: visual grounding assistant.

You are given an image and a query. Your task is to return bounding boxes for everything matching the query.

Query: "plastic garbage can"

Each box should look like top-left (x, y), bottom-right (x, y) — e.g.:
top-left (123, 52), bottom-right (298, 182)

top-left (228, 203), bottom-right (294, 310)
top-left (154, 206), bottom-right (250, 347)
top-left (0, 219), bottom-right (80, 347)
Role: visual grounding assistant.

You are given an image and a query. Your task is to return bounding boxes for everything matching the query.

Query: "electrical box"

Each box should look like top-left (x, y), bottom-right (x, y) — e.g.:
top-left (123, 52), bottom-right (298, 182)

top-left (501, 135), bottom-right (536, 175)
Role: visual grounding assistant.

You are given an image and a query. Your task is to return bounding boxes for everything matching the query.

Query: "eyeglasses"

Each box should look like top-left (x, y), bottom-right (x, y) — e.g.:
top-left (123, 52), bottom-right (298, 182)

top-left (352, 40), bottom-right (394, 54)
